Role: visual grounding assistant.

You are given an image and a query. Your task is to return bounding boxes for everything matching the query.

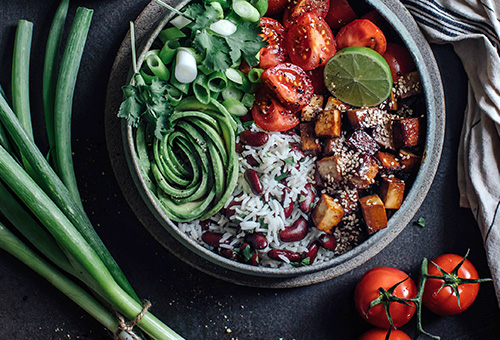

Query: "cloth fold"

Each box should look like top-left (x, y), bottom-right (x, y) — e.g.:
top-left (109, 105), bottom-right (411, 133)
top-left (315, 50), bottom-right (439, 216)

top-left (402, 0), bottom-right (500, 305)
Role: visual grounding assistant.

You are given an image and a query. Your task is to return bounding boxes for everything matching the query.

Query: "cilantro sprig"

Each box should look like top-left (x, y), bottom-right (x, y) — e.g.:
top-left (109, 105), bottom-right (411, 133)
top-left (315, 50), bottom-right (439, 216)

top-left (118, 77), bottom-right (175, 139)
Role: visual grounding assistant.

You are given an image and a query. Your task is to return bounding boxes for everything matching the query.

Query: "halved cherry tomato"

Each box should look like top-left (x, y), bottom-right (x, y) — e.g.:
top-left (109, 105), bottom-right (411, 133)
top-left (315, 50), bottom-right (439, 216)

top-left (266, 0), bottom-right (288, 16)
top-left (306, 66), bottom-right (326, 93)
top-left (261, 63), bottom-right (313, 112)
top-left (282, 0), bottom-right (330, 28)
top-left (336, 19), bottom-right (387, 55)
top-left (359, 329), bottom-right (411, 340)
top-left (251, 89), bottom-right (299, 131)
top-left (423, 254), bottom-right (481, 316)
top-left (285, 13), bottom-right (336, 71)
top-left (360, 10), bottom-right (387, 31)
top-left (382, 43), bottom-right (415, 82)
top-left (354, 267), bottom-right (417, 328)
top-left (259, 17), bottom-right (288, 69)
top-left (325, 0), bottom-right (357, 31)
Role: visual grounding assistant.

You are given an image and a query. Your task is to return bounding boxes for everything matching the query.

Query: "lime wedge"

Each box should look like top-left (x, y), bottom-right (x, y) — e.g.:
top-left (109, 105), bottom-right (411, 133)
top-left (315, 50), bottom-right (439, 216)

top-left (324, 46), bottom-right (393, 107)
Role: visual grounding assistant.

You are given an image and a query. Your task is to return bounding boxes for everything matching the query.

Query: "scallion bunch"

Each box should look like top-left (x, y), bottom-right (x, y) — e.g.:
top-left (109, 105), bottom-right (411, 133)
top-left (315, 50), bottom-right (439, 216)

top-left (0, 1), bottom-right (183, 339)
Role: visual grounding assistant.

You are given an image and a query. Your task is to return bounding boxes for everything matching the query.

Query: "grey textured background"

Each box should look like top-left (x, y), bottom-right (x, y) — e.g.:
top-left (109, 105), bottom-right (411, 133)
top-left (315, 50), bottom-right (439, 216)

top-left (0, 1), bottom-right (499, 339)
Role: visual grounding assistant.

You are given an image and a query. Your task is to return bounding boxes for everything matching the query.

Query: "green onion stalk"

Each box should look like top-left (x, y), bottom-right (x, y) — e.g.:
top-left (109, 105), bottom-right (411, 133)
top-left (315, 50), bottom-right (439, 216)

top-left (53, 7), bottom-right (92, 209)
top-left (0, 3), bottom-right (185, 339)
top-left (43, 0), bottom-right (69, 154)
top-left (0, 144), bottom-right (182, 339)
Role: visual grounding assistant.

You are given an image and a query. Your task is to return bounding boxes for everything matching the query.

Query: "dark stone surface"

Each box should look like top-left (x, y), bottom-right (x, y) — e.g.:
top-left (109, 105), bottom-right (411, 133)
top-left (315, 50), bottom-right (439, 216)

top-left (0, 1), bottom-right (499, 340)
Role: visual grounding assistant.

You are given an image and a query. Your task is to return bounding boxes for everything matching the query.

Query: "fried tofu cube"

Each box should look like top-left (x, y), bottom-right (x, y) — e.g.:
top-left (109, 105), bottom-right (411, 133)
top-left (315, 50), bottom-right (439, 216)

top-left (374, 151), bottom-right (401, 171)
top-left (372, 114), bottom-right (396, 150)
top-left (315, 109), bottom-right (341, 138)
top-left (300, 122), bottom-right (321, 155)
top-left (317, 155), bottom-right (343, 183)
top-left (324, 96), bottom-right (350, 111)
top-left (395, 71), bottom-right (422, 99)
top-left (379, 177), bottom-right (406, 209)
top-left (312, 194), bottom-right (345, 234)
top-left (360, 195), bottom-right (388, 234)
top-left (348, 130), bottom-right (380, 155)
top-left (399, 149), bottom-right (421, 173)
top-left (323, 138), bottom-right (341, 156)
top-left (301, 94), bottom-right (324, 122)
top-left (392, 117), bottom-right (422, 148)
top-left (350, 155), bottom-right (379, 188)
top-left (347, 107), bottom-right (389, 129)
top-left (347, 109), bottom-right (370, 129)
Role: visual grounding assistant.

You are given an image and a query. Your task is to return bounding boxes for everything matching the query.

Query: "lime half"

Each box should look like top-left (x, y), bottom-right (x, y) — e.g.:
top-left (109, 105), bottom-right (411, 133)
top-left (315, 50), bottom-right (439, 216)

top-left (324, 46), bottom-right (393, 107)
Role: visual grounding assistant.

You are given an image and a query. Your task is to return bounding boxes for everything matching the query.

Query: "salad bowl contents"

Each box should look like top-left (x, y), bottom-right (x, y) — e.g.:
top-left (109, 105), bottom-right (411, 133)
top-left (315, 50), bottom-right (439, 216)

top-left (118, 0), bottom-right (444, 276)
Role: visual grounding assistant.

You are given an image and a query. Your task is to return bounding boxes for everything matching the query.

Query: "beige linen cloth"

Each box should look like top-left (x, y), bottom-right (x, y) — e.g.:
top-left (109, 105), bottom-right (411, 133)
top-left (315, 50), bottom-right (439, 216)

top-left (402, 0), bottom-right (500, 304)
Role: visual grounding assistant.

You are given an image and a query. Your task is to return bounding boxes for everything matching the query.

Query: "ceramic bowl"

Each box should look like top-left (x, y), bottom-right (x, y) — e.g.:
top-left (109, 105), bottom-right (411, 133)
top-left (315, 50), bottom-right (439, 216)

top-left (114, 0), bottom-right (445, 279)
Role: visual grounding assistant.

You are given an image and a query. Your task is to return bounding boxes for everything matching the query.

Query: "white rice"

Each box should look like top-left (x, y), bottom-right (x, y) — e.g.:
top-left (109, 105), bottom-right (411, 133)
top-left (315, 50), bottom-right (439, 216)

top-left (178, 124), bottom-right (334, 268)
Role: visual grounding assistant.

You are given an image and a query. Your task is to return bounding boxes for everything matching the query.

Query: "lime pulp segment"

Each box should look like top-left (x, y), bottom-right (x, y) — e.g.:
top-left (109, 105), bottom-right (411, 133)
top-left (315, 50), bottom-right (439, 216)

top-left (324, 46), bottom-right (393, 107)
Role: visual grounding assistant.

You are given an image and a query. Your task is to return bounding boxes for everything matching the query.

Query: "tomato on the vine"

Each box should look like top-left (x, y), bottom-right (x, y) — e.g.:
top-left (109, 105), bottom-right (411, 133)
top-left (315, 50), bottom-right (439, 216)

top-left (423, 253), bottom-right (481, 316)
top-left (359, 329), bottom-right (411, 340)
top-left (336, 19), bottom-right (387, 55)
top-left (325, 0), bottom-right (357, 30)
top-left (259, 17), bottom-right (288, 69)
top-left (282, 0), bottom-right (330, 28)
top-left (261, 63), bottom-right (313, 112)
top-left (266, 0), bottom-right (288, 16)
top-left (354, 267), bottom-right (417, 328)
top-left (383, 43), bottom-right (415, 82)
top-left (251, 89), bottom-right (300, 131)
top-left (285, 12), bottom-right (336, 71)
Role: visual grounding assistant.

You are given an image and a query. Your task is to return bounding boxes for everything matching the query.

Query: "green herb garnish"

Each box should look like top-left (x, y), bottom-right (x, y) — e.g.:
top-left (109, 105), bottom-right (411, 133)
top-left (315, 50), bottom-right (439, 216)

top-left (415, 217), bottom-right (426, 228)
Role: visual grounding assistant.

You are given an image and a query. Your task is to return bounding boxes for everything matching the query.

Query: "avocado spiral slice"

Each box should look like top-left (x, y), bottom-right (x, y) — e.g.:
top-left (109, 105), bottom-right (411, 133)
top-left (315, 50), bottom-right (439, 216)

top-left (135, 97), bottom-right (239, 222)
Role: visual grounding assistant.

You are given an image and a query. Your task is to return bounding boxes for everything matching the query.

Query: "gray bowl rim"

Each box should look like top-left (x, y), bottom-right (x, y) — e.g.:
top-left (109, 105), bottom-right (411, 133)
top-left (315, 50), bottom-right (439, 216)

top-left (121, 0), bottom-right (446, 278)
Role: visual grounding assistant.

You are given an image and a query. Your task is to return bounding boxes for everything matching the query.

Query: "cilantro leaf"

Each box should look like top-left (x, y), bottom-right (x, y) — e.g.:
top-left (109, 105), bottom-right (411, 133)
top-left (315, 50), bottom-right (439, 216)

top-left (194, 30), bottom-right (231, 71)
top-left (291, 257), bottom-right (311, 267)
top-left (224, 21), bottom-right (266, 66)
top-left (118, 94), bottom-right (142, 127)
top-left (118, 76), bottom-right (174, 139)
top-left (242, 244), bottom-right (252, 262)
top-left (185, 4), bottom-right (219, 32)
top-left (275, 172), bottom-right (290, 182)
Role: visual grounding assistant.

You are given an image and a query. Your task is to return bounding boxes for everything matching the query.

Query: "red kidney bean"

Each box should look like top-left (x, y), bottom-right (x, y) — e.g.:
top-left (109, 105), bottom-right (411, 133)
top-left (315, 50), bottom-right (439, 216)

top-left (199, 220), bottom-right (211, 230)
top-left (299, 183), bottom-right (316, 213)
top-left (245, 232), bottom-right (268, 250)
top-left (282, 188), bottom-right (293, 219)
top-left (267, 249), bottom-right (301, 262)
top-left (201, 231), bottom-right (223, 247)
top-left (246, 154), bottom-right (260, 167)
top-left (248, 251), bottom-right (261, 266)
top-left (235, 141), bottom-right (244, 153)
top-left (225, 199), bottom-right (241, 218)
top-left (279, 218), bottom-right (308, 242)
top-left (240, 130), bottom-right (269, 146)
top-left (241, 243), bottom-right (260, 266)
top-left (240, 112), bottom-right (253, 123)
top-left (245, 169), bottom-right (263, 195)
top-left (318, 234), bottom-right (337, 251)
top-left (219, 248), bottom-right (238, 261)
top-left (290, 142), bottom-right (305, 157)
top-left (305, 242), bottom-right (319, 264)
